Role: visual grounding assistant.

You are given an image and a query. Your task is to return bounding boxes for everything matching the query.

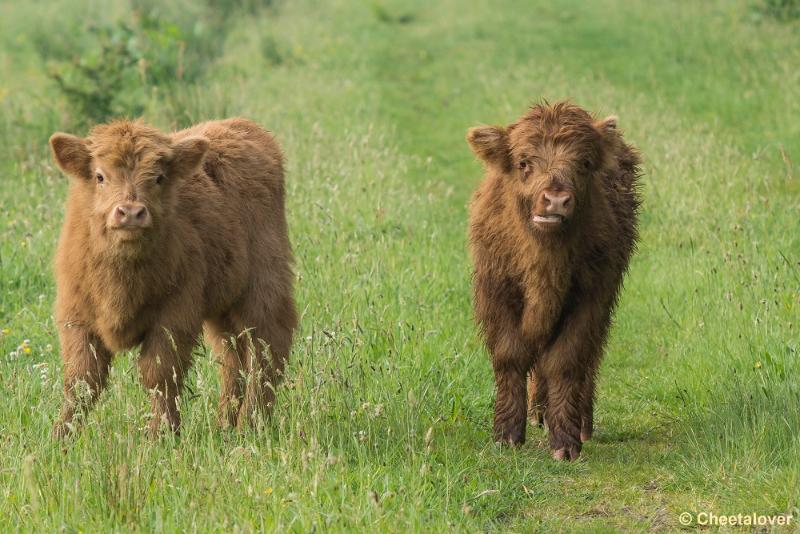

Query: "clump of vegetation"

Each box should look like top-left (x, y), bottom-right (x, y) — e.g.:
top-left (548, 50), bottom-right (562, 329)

top-left (39, 12), bottom-right (215, 125)
top-left (370, 3), bottom-right (416, 24)
top-left (207, 0), bottom-right (275, 18)
top-left (260, 35), bottom-right (285, 65)
top-left (757, 0), bottom-right (800, 20)
top-left (36, 0), bottom-right (276, 125)
top-left (44, 20), bottom-right (146, 124)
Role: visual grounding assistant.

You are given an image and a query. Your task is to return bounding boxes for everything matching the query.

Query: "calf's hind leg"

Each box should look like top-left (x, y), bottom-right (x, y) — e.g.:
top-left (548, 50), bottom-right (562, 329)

top-left (234, 293), bottom-right (296, 430)
top-left (527, 366), bottom-right (547, 428)
top-left (205, 318), bottom-right (246, 429)
top-left (138, 328), bottom-right (196, 436)
top-left (580, 306), bottom-right (613, 443)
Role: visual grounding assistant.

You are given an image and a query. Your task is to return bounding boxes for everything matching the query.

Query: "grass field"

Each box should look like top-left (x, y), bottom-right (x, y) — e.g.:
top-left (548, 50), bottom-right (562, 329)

top-left (1, 0), bottom-right (799, 531)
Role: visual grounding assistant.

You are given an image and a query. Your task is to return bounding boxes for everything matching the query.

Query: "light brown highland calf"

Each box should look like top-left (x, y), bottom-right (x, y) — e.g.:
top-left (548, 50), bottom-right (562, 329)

top-left (467, 101), bottom-right (641, 460)
top-left (49, 118), bottom-right (297, 437)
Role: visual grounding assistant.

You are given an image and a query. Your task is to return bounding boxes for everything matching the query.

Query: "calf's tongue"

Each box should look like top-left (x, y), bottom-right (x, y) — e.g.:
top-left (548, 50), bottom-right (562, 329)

top-left (533, 214), bottom-right (563, 223)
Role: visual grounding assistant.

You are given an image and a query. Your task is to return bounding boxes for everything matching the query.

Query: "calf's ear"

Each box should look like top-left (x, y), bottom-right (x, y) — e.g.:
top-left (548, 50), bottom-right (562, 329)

top-left (466, 125), bottom-right (511, 171)
top-left (49, 133), bottom-right (91, 179)
top-left (168, 136), bottom-right (209, 177)
top-left (595, 115), bottom-right (618, 137)
top-left (593, 115), bottom-right (621, 164)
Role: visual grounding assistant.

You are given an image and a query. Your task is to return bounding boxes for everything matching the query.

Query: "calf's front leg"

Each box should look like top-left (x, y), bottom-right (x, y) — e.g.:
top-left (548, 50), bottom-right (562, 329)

top-left (53, 324), bottom-right (113, 439)
top-left (474, 272), bottom-right (540, 445)
top-left (580, 368), bottom-right (596, 443)
top-left (538, 297), bottom-right (610, 460)
top-left (538, 353), bottom-right (584, 461)
top-left (493, 361), bottom-right (529, 444)
top-left (490, 331), bottom-right (531, 445)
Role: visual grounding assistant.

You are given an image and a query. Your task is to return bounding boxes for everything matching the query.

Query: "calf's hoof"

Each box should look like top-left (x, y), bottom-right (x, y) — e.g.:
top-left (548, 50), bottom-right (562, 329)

top-left (146, 414), bottom-right (180, 438)
top-left (52, 421), bottom-right (73, 440)
top-left (551, 444), bottom-right (581, 461)
top-left (550, 428), bottom-right (582, 461)
top-left (529, 410), bottom-right (545, 429)
top-left (581, 418), bottom-right (593, 442)
top-left (493, 424), bottom-right (526, 446)
top-left (218, 404), bottom-right (240, 430)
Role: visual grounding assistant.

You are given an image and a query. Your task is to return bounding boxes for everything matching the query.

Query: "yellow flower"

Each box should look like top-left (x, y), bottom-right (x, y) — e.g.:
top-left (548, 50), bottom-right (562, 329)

top-left (265, 487), bottom-right (273, 495)
top-left (23, 347), bottom-right (31, 354)
top-left (754, 361), bottom-right (762, 369)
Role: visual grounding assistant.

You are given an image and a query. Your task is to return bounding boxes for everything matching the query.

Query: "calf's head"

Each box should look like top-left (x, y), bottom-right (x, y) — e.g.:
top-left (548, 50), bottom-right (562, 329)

top-left (50, 121), bottom-right (208, 252)
top-left (467, 101), bottom-right (618, 236)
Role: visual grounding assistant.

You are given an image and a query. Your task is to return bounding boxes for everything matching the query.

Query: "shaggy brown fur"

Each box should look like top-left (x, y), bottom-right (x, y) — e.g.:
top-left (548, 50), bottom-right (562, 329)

top-left (467, 101), bottom-right (641, 460)
top-left (49, 118), bottom-right (297, 437)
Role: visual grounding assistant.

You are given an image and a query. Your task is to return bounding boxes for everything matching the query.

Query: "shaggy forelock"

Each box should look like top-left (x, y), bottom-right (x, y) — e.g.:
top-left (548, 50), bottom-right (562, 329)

top-left (510, 101), bottom-right (602, 159)
top-left (87, 120), bottom-right (172, 170)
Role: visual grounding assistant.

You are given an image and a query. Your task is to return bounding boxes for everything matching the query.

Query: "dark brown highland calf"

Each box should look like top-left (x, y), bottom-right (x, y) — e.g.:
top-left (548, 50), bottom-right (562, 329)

top-left (467, 101), bottom-right (641, 460)
top-left (49, 118), bottom-right (297, 437)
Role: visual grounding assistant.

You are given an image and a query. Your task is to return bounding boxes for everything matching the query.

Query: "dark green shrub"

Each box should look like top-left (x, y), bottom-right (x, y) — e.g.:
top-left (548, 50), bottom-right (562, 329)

top-left (758, 0), bottom-right (800, 20)
top-left (370, 3), bottom-right (415, 24)
top-left (36, 0), bottom-right (278, 125)
top-left (260, 35), bottom-right (285, 66)
top-left (45, 20), bottom-right (145, 124)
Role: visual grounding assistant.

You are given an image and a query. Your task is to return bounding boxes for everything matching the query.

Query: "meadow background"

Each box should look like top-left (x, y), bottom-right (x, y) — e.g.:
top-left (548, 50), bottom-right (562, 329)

top-left (1, 0), bottom-right (798, 531)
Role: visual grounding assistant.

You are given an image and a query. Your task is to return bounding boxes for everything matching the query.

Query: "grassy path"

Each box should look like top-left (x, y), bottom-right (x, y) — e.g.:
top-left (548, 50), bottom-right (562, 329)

top-left (362, 0), bottom-right (799, 527)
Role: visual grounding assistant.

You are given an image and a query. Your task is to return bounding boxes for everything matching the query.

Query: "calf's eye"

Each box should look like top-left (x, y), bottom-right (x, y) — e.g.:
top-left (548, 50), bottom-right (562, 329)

top-left (518, 161), bottom-right (528, 171)
top-left (96, 173), bottom-right (104, 184)
top-left (156, 174), bottom-right (165, 185)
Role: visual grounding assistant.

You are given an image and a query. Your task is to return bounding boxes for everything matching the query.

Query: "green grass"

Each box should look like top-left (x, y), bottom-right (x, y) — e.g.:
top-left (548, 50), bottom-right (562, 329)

top-left (1, 0), bottom-right (799, 531)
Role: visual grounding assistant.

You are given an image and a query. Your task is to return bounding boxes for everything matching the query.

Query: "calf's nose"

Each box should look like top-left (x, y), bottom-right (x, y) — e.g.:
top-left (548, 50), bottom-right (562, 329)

top-left (112, 203), bottom-right (151, 228)
top-left (541, 190), bottom-right (573, 216)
